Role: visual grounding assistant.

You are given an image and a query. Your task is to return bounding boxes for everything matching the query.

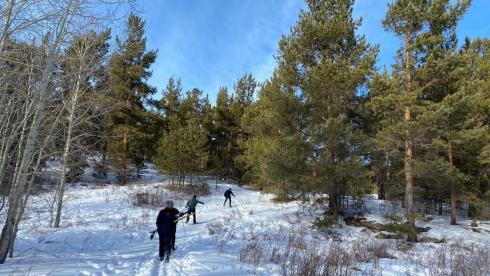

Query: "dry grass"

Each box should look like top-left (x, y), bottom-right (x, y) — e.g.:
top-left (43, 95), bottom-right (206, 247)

top-left (234, 227), bottom-right (354, 276)
top-left (390, 238), bottom-right (490, 276)
top-left (207, 221), bottom-right (224, 235)
top-left (352, 238), bottom-right (395, 268)
top-left (207, 215), bottom-right (490, 276)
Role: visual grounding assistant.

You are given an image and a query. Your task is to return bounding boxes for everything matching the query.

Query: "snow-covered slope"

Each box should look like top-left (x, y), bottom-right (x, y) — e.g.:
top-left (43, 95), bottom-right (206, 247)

top-left (0, 168), bottom-right (304, 275)
top-left (1, 166), bottom-right (489, 275)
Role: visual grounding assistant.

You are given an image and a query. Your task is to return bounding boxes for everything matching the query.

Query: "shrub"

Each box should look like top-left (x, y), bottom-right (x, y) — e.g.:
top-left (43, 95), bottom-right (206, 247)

top-left (322, 242), bottom-right (353, 276)
top-left (164, 182), bottom-right (210, 196)
top-left (272, 192), bottom-right (297, 203)
top-left (449, 244), bottom-right (489, 276)
top-left (239, 240), bottom-right (263, 265)
top-left (130, 189), bottom-right (165, 207)
top-left (207, 221), bottom-right (224, 235)
top-left (352, 239), bottom-right (393, 266)
top-left (234, 226), bottom-right (354, 276)
top-left (383, 212), bottom-right (403, 222)
top-left (313, 215), bottom-right (338, 229)
top-left (426, 243), bottom-right (490, 276)
top-left (383, 222), bottom-right (413, 236)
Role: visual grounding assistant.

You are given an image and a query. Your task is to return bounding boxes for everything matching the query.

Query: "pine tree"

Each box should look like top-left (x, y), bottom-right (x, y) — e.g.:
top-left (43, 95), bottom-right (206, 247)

top-left (416, 50), bottom-right (468, 224)
top-left (154, 79), bottom-right (212, 184)
top-left (381, 0), bottom-right (470, 239)
top-left (230, 73), bottom-right (257, 179)
top-left (208, 87), bottom-right (235, 180)
top-left (446, 38), bottom-right (490, 219)
top-left (232, 73), bottom-right (256, 114)
top-left (275, 0), bottom-right (376, 214)
top-left (239, 76), bottom-right (308, 197)
top-left (155, 121), bottom-right (208, 184)
top-left (107, 13), bottom-right (157, 184)
top-left (159, 77), bottom-right (183, 132)
top-left (181, 88), bottom-right (205, 124)
top-left (366, 71), bottom-right (405, 201)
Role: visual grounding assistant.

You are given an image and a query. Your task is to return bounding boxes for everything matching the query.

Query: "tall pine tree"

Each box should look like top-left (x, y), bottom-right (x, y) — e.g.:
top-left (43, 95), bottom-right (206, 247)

top-left (276, 0), bottom-right (376, 214)
top-left (239, 76), bottom-right (308, 197)
top-left (108, 13), bottom-right (157, 184)
top-left (381, 0), bottom-right (470, 239)
top-left (208, 87), bottom-right (235, 180)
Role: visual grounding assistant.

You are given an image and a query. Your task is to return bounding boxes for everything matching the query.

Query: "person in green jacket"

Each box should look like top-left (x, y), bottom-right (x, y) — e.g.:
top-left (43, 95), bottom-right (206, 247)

top-left (185, 195), bottom-right (204, 224)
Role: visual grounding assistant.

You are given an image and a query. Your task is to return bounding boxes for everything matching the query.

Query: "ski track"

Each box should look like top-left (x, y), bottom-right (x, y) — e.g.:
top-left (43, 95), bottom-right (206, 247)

top-left (1, 167), bottom-right (489, 275)
top-left (0, 168), bottom-right (278, 276)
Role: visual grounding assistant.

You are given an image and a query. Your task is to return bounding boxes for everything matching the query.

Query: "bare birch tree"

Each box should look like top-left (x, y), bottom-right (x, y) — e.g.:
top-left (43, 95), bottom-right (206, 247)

top-left (0, 0), bottom-right (129, 262)
top-left (53, 30), bottom-right (110, 228)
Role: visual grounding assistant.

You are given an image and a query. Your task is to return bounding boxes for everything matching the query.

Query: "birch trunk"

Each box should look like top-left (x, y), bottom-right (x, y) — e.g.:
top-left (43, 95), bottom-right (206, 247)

top-left (53, 73), bottom-right (82, 228)
top-left (0, 0), bottom-right (75, 263)
top-left (0, 55), bottom-right (36, 187)
top-left (9, 106), bottom-right (63, 257)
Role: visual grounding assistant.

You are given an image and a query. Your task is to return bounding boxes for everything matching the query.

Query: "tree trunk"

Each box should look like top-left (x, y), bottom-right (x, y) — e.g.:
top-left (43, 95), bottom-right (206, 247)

top-left (0, 97), bottom-right (22, 187)
top-left (0, 0), bottom-right (15, 52)
top-left (54, 72), bottom-right (82, 228)
top-left (119, 93), bottom-right (131, 185)
top-left (378, 152), bottom-right (389, 200)
top-left (120, 129), bottom-right (128, 184)
top-left (101, 139), bottom-right (108, 181)
top-left (0, 0), bottom-right (74, 262)
top-left (377, 174), bottom-right (385, 200)
top-left (328, 193), bottom-right (339, 216)
top-left (10, 131), bottom-right (51, 257)
top-left (404, 114), bottom-right (416, 242)
top-left (327, 148), bottom-right (338, 216)
top-left (326, 93), bottom-right (339, 216)
top-left (448, 141), bottom-right (457, 225)
top-left (404, 34), bottom-right (417, 242)
top-left (386, 152), bottom-right (390, 184)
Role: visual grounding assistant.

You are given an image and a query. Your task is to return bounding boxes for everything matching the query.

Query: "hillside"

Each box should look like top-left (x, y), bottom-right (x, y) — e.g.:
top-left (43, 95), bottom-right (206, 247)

top-left (1, 166), bottom-right (488, 275)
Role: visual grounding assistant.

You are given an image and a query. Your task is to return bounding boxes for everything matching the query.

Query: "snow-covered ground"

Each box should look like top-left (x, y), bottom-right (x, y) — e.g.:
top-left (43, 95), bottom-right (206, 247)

top-left (0, 166), bottom-right (489, 275)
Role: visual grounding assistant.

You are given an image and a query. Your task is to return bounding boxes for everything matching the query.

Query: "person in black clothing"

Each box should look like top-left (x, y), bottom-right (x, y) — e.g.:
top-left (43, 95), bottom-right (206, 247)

top-left (223, 188), bottom-right (235, 207)
top-left (167, 201), bottom-right (180, 250)
top-left (156, 201), bottom-right (180, 262)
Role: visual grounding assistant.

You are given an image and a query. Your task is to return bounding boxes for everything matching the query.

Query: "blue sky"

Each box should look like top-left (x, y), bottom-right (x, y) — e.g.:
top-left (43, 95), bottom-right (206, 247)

top-left (141, 0), bottom-right (490, 103)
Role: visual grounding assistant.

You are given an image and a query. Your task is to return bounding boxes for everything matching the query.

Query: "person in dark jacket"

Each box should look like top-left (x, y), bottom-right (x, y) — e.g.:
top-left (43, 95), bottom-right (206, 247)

top-left (156, 201), bottom-right (180, 262)
top-left (167, 201), bottom-right (180, 250)
top-left (185, 195), bottom-right (204, 224)
top-left (223, 188), bottom-right (235, 207)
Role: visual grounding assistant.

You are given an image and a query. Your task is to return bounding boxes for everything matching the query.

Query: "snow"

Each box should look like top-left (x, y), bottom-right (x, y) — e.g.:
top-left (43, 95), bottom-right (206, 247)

top-left (0, 166), bottom-right (489, 275)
